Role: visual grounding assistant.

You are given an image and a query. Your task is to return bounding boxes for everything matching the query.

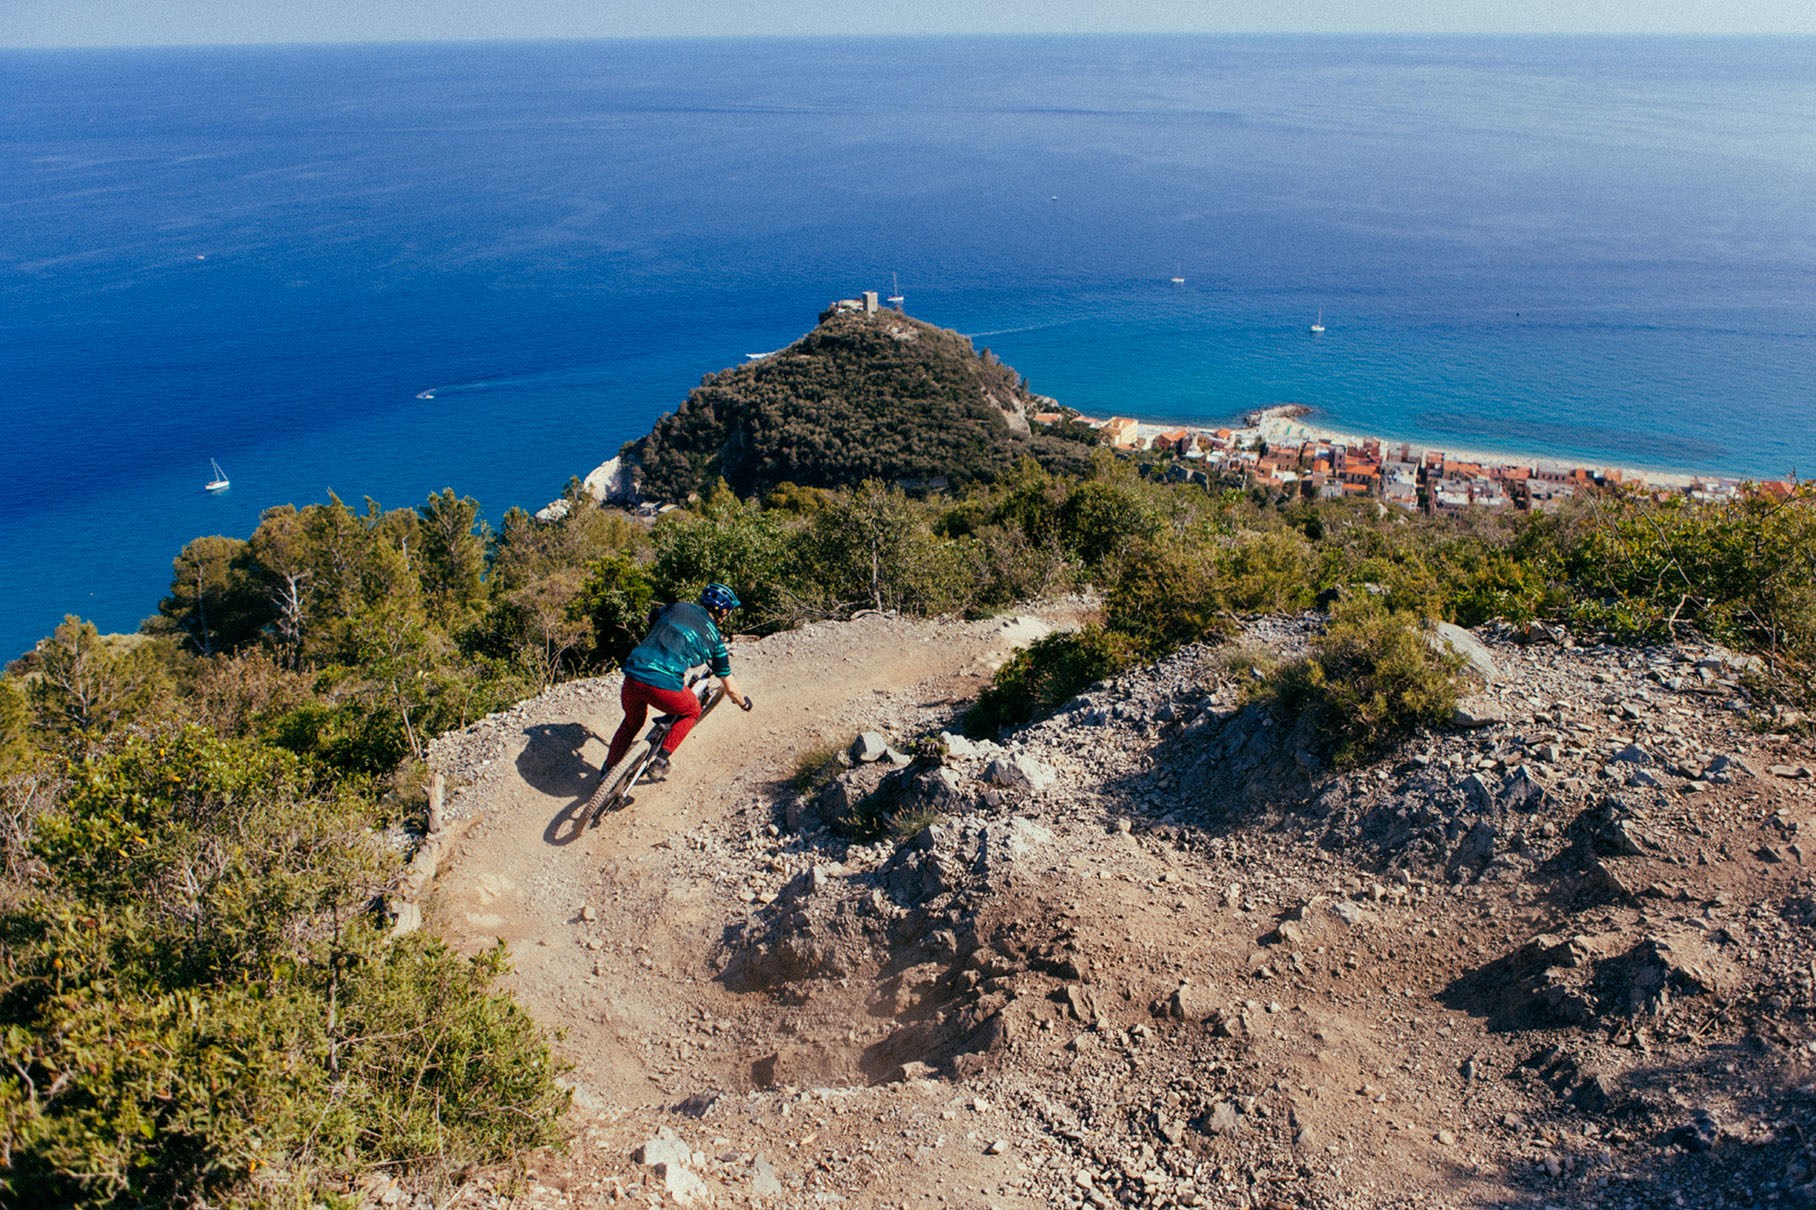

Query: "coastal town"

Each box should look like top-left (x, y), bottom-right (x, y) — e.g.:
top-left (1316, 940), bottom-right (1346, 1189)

top-left (1055, 403), bottom-right (1799, 512)
top-left (821, 288), bottom-right (1799, 512)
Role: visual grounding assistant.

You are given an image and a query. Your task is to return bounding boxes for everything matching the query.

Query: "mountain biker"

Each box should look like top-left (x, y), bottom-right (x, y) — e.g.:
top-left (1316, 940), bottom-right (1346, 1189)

top-left (603, 582), bottom-right (752, 781)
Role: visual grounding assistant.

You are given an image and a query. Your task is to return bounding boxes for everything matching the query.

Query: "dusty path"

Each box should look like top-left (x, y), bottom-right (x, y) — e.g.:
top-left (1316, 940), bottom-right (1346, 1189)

top-left (428, 611), bottom-right (1062, 1186)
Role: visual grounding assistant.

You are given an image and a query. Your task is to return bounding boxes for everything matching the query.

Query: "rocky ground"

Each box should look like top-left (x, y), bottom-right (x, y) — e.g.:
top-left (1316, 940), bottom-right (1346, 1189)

top-left (411, 606), bottom-right (1815, 1209)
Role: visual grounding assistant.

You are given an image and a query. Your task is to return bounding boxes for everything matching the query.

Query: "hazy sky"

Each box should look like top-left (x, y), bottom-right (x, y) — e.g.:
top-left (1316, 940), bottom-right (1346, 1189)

top-left (4, 0), bottom-right (1814, 47)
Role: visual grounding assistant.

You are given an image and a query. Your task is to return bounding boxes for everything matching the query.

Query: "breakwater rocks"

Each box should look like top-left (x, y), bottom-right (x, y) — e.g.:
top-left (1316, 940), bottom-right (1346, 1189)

top-left (1244, 402), bottom-right (1314, 427)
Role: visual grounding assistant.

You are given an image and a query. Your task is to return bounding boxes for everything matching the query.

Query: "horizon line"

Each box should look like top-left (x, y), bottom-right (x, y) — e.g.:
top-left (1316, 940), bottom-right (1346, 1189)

top-left (7, 29), bottom-right (1816, 52)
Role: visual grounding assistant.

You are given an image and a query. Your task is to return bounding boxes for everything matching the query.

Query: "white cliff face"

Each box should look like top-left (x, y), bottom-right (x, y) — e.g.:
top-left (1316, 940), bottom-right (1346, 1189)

top-left (988, 389), bottom-right (1033, 434)
top-left (531, 456), bottom-right (641, 524)
top-left (583, 455), bottom-right (637, 505)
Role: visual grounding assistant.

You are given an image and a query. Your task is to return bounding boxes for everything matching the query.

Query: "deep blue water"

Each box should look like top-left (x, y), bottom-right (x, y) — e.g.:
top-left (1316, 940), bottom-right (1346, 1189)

top-left (3, 35), bottom-right (1814, 660)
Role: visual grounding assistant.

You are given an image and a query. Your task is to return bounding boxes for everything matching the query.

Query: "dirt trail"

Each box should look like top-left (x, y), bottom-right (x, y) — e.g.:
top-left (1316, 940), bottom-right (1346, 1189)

top-left (429, 611), bottom-right (1057, 1138)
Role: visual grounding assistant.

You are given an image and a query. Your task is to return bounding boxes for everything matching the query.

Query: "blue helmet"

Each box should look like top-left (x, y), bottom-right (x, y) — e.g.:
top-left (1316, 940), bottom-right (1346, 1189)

top-left (700, 582), bottom-right (741, 613)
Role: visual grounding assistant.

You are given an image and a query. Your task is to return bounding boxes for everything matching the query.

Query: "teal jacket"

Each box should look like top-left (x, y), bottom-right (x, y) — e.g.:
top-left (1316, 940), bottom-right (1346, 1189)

top-left (622, 602), bottom-right (731, 691)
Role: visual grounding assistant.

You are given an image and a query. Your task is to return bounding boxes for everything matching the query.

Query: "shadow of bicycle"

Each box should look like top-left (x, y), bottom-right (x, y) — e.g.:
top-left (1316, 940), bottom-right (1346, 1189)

top-left (518, 722), bottom-right (602, 847)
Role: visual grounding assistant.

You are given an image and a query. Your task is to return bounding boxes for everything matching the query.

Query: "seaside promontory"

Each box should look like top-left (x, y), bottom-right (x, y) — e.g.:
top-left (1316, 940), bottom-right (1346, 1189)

top-left (617, 302), bottom-right (1097, 503)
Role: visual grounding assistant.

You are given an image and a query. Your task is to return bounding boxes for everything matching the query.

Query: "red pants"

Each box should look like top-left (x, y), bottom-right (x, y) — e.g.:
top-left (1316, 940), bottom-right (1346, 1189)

top-left (605, 678), bottom-right (703, 768)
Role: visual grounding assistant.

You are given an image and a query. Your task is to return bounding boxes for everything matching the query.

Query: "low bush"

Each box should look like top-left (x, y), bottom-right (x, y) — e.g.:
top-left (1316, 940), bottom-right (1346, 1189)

top-left (0, 729), bottom-right (566, 1208)
top-left (1105, 528), bottom-right (1314, 657)
top-left (965, 625), bottom-right (1138, 736)
top-left (1272, 599), bottom-right (1465, 767)
top-left (1104, 548), bottom-right (1235, 656)
top-left (1215, 642), bottom-right (1283, 700)
top-left (570, 553), bottom-right (657, 668)
top-left (263, 698), bottom-right (413, 781)
top-left (885, 802), bottom-right (945, 842)
top-left (788, 741), bottom-right (846, 796)
top-left (1557, 489), bottom-right (1816, 684)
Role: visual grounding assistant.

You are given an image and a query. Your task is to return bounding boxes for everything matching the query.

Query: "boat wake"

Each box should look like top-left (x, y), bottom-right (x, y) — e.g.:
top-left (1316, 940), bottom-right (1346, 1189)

top-left (413, 368), bottom-right (580, 400)
top-left (964, 321), bottom-right (1076, 339)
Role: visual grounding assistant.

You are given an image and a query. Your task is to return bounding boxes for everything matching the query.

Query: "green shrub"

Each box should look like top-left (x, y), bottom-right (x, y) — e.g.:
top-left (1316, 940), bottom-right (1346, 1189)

top-left (762, 481), bottom-right (833, 514)
top-left (1446, 548), bottom-right (1563, 628)
top-left (1105, 526), bottom-right (1316, 658)
top-left (966, 625), bottom-right (1138, 736)
top-left (572, 554), bottom-right (657, 668)
top-left (886, 803), bottom-right (945, 842)
top-left (24, 617), bottom-right (172, 754)
top-left (331, 936), bottom-right (569, 1173)
top-left (1557, 489), bottom-right (1816, 684)
top-left (1, 729), bottom-right (566, 1208)
top-left (0, 950), bottom-right (335, 1208)
top-left (1057, 477), bottom-right (1163, 572)
top-left (956, 523), bottom-right (1074, 614)
top-left (0, 925), bottom-right (565, 1208)
top-left (33, 730), bottom-right (382, 947)
top-left (788, 742), bottom-right (846, 795)
top-left (978, 457), bottom-right (1067, 546)
top-left (1104, 547), bottom-right (1236, 655)
top-left (0, 676), bottom-right (32, 770)
top-left (1274, 599), bottom-right (1465, 767)
top-left (651, 483), bottom-right (800, 632)
top-left (264, 698), bottom-right (412, 781)
top-left (1217, 528), bottom-right (1318, 614)
top-left (801, 481), bottom-right (974, 616)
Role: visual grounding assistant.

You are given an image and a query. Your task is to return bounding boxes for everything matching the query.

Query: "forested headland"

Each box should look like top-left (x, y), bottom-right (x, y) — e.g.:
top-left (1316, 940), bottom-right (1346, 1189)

top-left (3, 322), bottom-right (1813, 1206)
top-left (621, 306), bottom-right (1098, 501)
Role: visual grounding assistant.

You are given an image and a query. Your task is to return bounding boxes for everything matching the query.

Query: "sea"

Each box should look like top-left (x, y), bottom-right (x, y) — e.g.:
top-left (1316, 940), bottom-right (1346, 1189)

top-left (3, 35), bottom-right (1814, 660)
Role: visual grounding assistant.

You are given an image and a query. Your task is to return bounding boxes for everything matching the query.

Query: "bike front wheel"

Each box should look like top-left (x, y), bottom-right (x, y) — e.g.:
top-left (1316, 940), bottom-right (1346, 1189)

top-left (585, 742), bottom-right (654, 827)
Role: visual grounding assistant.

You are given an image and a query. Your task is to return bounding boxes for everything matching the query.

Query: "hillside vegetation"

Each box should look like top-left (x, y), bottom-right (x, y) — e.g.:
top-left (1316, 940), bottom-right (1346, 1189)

top-left (2, 327), bottom-right (1813, 1205)
top-left (622, 307), bottom-right (1097, 501)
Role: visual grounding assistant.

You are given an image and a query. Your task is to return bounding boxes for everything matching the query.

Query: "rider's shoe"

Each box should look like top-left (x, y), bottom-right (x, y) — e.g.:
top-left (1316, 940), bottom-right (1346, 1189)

top-left (646, 751), bottom-right (672, 782)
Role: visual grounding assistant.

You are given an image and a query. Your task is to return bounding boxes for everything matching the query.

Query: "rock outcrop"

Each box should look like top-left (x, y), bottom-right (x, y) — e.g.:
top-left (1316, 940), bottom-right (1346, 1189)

top-left (426, 608), bottom-right (1816, 1210)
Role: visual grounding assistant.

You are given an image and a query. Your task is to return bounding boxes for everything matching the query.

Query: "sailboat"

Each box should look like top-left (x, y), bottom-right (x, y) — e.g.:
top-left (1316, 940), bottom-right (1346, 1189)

top-left (1170, 264), bottom-right (1185, 285)
top-left (1309, 308), bottom-right (1326, 335)
top-left (205, 459), bottom-right (230, 493)
top-left (887, 273), bottom-right (904, 309)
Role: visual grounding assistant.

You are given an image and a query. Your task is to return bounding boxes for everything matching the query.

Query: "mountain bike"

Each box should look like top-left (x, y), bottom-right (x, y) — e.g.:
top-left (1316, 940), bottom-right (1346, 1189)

top-left (582, 676), bottom-right (735, 827)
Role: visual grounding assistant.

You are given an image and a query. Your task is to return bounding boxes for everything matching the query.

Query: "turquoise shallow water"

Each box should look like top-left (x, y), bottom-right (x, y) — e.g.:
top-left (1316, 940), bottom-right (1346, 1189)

top-left (2, 35), bottom-right (1813, 658)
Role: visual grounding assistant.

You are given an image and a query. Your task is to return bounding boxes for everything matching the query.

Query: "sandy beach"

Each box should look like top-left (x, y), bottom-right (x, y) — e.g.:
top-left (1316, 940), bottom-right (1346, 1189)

top-left (1066, 403), bottom-right (1726, 491)
top-left (1242, 406), bottom-right (1705, 490)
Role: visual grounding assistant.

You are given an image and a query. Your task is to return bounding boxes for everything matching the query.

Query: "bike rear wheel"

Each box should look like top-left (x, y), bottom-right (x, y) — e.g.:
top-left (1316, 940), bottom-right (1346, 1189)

top-left (583, 681), bottom-right (724, 827)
